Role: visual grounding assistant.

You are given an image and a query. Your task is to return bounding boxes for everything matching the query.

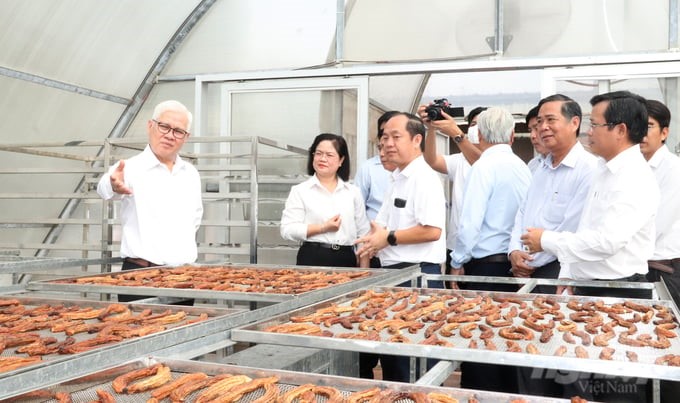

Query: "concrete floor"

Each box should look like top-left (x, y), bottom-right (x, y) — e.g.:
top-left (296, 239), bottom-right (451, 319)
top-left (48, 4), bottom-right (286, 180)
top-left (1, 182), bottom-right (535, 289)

top-left (372, 364), bottom-right (462, 387)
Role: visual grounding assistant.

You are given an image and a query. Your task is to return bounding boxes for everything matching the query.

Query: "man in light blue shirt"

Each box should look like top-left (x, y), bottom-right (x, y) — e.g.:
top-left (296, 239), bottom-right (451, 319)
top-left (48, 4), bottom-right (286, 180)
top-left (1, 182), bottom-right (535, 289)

top-left (509, 94), bottom-right (597, 295)
top-left (450, 107), bottom-right (531, 292)
top-left (449, 107), bottom-right (531, 395)
top-left (355, 111), bottom-right (398, 221)
top-left (354, 154), bottom-right (389, 221)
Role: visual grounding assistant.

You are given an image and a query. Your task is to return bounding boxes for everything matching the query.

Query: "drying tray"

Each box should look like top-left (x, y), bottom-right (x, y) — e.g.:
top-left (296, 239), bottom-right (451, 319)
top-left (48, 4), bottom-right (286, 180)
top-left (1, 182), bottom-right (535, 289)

top-left (0, 296), bottom-right (242, 399)
top-left (5, 356), bottom-right (583, 402)
top-left (231, 287), bottom-right (680, 382)
top-left (27, 263), bottom-right (417, 304)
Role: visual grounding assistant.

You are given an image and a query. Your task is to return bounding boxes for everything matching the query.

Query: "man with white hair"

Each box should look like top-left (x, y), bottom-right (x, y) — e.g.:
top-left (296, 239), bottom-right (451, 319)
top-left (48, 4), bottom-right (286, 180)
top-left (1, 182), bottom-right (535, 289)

top-left (97, 100), bottom-right (203, 302)
top-left (449, 107), bottom-right (531, 394)
top-left (450, 107), bottom-right (531, 289)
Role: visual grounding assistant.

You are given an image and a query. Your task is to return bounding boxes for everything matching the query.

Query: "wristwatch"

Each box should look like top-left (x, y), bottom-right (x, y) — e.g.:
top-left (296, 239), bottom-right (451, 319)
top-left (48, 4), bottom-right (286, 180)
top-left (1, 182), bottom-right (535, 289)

top-left (453, 134), bottom-right (464, 144)
top-left (387, 230), bottom-right (398, 246)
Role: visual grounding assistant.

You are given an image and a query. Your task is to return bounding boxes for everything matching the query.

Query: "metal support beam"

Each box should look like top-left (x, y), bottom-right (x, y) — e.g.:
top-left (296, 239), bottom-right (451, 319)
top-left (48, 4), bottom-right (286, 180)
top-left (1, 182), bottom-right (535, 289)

top-left (670, 0), bottom-right (679, 49)
top-left (0, 66), bottom-right (129, 104)
top-left (335, 0), bottom-right (345, 63)
top-left (35, 0), bottom-right (219, 262)
top-left (159, 52), bottom-right (680, 84)
top-left (493, 0), bottom-right (504, 54)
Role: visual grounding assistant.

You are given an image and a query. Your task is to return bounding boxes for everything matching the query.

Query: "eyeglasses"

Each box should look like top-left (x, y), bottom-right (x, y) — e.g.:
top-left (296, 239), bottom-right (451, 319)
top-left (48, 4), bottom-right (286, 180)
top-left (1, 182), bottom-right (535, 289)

top-left (589, 122), bottom-right (616, 129)
top-left (313, 150), bottom-right (338, 159)
top-left (153, 119), bottom-right (189, 139)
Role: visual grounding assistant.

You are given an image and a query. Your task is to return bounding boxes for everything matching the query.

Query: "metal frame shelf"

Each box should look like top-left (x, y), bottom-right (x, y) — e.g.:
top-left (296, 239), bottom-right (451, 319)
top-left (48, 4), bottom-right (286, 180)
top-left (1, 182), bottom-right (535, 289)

top-left (27, 263), bottom-right (419, 304)
top-left (5, 356), bottom-right (579, 402)
top-left (231, 286), bottom-right (680, 382)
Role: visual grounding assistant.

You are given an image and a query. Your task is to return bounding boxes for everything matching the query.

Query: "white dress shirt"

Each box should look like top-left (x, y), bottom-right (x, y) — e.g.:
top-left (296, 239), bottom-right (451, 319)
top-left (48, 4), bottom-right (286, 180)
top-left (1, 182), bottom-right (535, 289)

top-left (542, 145), bottom-right (659, 280)
top-left (375, 156), bottom-right (446, 266)
top-left (97, 146), bottom-right (203, 265)
top-left (648, 145), bottom-right (680, 259)
top-left (280, 175), bottom-right (370, 245)
top-left (443, 153), bottom-right (471, 251)
top-left (451, 144), bottom-right (531, 268)
top-left (509, 142), bottom-right (597, 268)
top-left (354, 155), bottom-right (391, 221)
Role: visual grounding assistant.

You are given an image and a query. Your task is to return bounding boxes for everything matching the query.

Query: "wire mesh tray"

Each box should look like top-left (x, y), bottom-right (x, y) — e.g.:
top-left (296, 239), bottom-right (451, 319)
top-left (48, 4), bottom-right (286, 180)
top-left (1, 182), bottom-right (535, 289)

top-left (27, 263), bottom-right (412, 303)
top-left (5, 356), bottom-right (583, 402)
top-left (0, 296), bottom-right (239, 379)
top-left (231, 287), bottom-right (680, 382)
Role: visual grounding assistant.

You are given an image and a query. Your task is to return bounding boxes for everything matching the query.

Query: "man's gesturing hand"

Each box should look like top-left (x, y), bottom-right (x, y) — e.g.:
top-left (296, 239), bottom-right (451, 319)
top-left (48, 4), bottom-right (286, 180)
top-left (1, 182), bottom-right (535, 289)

top-left (110, 160), bottom-right (132, 195)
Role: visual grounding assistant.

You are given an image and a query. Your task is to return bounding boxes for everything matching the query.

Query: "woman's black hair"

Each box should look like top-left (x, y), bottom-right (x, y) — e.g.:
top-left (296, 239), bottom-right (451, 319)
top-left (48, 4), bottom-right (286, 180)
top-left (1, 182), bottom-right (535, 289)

top-left (307, 133), bottom-right (350, 181)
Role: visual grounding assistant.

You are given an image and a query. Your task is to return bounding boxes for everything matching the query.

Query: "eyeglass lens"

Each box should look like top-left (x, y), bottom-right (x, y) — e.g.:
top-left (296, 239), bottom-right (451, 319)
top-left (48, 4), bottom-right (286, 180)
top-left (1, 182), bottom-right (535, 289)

top-left (154, 120), bottom-right (188, 139)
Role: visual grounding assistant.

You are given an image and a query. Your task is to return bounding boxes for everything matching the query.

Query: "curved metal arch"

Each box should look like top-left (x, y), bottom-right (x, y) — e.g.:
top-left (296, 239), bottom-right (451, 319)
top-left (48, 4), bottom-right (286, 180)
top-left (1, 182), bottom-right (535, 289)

top-left (34, 0), bottom-right (218, 261)
top-left (108, 0), bottom-right (218, 140)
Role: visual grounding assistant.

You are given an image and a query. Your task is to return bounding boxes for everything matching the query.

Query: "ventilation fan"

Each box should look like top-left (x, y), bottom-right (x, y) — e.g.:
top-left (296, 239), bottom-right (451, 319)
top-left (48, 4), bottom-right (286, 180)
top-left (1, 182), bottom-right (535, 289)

top-left (454, 0), bottom-right (572, 56)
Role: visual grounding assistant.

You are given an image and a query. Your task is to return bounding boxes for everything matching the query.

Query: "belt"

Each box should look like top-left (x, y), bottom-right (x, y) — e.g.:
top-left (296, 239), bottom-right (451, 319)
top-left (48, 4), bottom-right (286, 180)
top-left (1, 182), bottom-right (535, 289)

top-left (385, 262), bottom-right (435, 269)
top-left (301, 241), bottom-right (354, 252)
top-left (470, 253), bottom-right (509, 264)
top-left (124, 257), bottom-right (159, 268)
top-left (648, 258), bottom-right (680, 274)
top-left (593, 273), bottom-right (648, 282)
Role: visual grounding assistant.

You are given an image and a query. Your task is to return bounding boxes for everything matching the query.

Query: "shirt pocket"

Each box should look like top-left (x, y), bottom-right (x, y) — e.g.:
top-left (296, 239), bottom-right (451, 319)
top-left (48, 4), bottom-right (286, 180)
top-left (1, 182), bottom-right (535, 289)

top-left (543, 192), bottom-right (571, 225)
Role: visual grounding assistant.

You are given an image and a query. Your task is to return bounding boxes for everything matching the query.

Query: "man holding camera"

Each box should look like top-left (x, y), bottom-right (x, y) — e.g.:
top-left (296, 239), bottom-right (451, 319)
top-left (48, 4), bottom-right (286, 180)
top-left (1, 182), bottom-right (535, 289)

top-left (418, 100), bottom-right (484, 288)
top-left (356, 111), bottom-right (446, 382)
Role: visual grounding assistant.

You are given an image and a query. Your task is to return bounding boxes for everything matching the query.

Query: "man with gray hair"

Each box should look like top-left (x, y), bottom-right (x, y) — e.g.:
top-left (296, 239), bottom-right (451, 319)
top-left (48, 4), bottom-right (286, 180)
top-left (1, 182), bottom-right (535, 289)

top-left (450, 107), bottom-right (531, 289)
top-left (449, 107), bottom-right (531, 394)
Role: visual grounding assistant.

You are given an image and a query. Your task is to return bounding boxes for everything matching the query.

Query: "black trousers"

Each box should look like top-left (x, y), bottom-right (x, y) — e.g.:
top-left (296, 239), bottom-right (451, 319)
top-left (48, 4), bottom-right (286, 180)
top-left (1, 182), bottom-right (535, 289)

top-left (445, 248), bottom-right (454, 289)
top-left (359, 261), bottom-right (443, 382)
top-left (359, 256), bottom-right (382, 379)
top-left (296, 243), bottom-right (357, 267)
top-left (516, 259), bottom-right (562, 396)
top-left (574, 273), bottom-right (652, 300)
top-left (118, 260), bottom-right (194, 306)
top-left (557, 273), bottom-right (653, 402)
top-left (298, 242), bottom-right (372, 377)
top-left (459, 256), bottom-right (517, 293)
top-left (646, 262), bottom-right (680, 403)
top-left (529, 259), bottom-right (561, 295)
top-left (459, 256), bottom-right (518, 394)
top-left (646, 261), bottom-right (680, 308)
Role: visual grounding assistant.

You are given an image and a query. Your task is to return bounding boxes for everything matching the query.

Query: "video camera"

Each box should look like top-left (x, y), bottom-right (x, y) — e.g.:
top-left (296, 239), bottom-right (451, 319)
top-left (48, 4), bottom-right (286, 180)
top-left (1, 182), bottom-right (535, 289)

top-left (425, 98), bottom-right (464, 121)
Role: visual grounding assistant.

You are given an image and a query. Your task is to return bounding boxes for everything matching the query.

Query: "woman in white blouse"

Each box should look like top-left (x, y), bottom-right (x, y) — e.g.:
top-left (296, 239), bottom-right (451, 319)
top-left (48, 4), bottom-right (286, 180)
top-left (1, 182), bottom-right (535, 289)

top-left (281, 133), bottom-right (370, 268)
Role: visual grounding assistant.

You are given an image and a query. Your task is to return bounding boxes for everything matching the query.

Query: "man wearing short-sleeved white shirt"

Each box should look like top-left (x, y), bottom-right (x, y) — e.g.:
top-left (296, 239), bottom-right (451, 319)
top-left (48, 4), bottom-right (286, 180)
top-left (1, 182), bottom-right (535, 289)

top-left (642, 99), bottom-right (680, 310)
top-left (417, 103), bottom-right (485, 286)
top-left (357, 112), bottom-right (446, 274)
top-left (355, 112), bottom-right (446, 383)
